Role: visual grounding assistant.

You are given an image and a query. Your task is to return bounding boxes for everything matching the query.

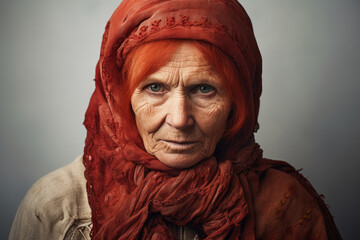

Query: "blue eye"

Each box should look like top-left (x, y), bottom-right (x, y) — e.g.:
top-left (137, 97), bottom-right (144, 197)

top-left (197, 84), bottom-right (215, 94)
top-left (148, 84), bottom-right (162, 92)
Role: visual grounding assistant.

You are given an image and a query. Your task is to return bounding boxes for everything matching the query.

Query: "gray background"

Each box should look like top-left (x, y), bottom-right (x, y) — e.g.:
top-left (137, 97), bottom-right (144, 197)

top-left (1, 0), bottom-right (359, 239)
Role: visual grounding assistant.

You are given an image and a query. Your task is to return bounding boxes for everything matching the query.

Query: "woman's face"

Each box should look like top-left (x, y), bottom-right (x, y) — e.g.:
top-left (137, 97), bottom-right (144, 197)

top-left (131, 43), bottom-right (232, 168)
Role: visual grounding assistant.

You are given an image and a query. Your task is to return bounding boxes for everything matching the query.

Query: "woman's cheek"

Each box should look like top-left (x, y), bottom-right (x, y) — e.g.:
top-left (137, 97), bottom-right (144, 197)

top-left (136, 104), bottom-right (166, 133)
top-left (195, 100), bottom-right (231, 138)
top-left (197, 97), bottom-right (230, 119)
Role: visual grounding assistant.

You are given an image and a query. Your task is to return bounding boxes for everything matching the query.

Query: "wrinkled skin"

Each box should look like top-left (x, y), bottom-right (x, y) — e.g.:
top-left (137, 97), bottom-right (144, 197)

top-left (131, 43), bottom-right (232, 168)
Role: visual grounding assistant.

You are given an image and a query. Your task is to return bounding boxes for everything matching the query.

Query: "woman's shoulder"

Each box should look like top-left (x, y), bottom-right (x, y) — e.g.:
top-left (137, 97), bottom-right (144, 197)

top-left (246, 158), bottom-right (341, 239)
top-left (9, 155), bottom-right (92, 240)
top-left (23, 154), bottom-right (91, 219)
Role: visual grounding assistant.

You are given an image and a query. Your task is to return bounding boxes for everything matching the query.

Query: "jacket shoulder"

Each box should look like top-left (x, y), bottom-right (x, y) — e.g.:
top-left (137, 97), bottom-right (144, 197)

top-left (9, 155), bottom-right (91, 240)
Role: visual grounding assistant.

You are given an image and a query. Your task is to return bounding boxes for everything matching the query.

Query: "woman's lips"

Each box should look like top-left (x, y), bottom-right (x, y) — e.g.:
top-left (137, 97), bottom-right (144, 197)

top-left (161, 140), bottom-right (198, 151)
top-left (163, 140), bottom-right (197, 144)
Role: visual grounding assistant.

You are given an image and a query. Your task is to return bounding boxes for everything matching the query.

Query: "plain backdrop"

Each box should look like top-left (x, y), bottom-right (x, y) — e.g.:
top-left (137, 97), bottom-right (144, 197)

top-left (1, 0), bottom-right (359, 239)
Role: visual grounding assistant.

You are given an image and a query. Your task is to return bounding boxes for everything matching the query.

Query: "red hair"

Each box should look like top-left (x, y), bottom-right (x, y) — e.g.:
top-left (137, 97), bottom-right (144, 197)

top-left (118, 39), bottom-right (251, 154)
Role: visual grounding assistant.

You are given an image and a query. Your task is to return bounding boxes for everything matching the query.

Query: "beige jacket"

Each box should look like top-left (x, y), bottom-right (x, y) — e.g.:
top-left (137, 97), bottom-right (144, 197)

top-left (9, 156), bottom-right (92, 240)
top-left (9, 156), bottom-right (198, 240)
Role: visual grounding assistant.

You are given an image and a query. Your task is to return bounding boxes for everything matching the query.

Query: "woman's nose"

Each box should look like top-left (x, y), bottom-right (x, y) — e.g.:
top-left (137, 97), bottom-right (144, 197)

top-left (165, 95), bottom-right (194, 129)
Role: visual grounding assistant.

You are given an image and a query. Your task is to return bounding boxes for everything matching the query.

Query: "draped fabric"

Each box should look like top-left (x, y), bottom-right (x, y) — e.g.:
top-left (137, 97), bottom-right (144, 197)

top-left (82, 0), bottom-right (341, 239)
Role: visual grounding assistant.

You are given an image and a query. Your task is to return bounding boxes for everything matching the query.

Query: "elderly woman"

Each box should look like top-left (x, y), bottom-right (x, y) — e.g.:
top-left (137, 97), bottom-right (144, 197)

top-left (10, 0), bottom-right (341, 239)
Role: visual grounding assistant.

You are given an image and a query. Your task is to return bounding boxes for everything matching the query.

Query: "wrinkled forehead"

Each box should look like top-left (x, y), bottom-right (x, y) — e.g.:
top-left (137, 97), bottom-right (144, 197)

top-left (144, 56), bottom-right (220, 86)
top-left (160, 42), bottom-right (213, 69)
top-left (125, 40), bottom-right (232, 90)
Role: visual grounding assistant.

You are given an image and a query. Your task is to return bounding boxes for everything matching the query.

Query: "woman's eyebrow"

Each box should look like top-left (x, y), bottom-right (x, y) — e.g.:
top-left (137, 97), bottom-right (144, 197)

top-left (139, 77), bottom-right (167, 86)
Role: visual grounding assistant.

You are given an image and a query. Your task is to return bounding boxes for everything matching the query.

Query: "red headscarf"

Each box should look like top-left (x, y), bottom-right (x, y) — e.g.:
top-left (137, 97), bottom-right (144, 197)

top-left (83, 0), bottom-right (263, 239)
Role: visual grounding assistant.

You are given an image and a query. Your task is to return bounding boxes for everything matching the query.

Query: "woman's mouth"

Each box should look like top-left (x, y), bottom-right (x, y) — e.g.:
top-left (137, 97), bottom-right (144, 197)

top-left (161, 140), bottom-right (198, 151)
